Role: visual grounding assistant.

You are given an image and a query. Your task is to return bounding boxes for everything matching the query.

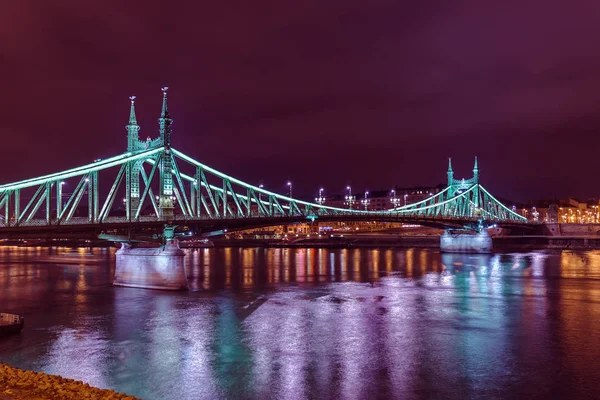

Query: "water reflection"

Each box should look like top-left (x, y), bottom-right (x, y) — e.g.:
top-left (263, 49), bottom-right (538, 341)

top-left (1, 247), bottom-right (600, 399)
top-left (186, 248), bottom-right (451, 292)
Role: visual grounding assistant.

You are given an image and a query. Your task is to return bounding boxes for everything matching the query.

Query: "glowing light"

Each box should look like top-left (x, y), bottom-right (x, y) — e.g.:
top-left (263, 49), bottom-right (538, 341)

top-left (0, 148), bottom-right (162, 193)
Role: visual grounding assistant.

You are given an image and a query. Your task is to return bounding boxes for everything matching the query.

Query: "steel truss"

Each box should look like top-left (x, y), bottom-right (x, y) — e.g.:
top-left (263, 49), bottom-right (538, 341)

top-left (0, 147), bottom-right (526, 228)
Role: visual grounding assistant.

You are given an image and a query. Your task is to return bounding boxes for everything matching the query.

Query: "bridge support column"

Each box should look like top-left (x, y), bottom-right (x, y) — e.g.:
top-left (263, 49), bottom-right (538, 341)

top-left (114, 227), bottom-right (187, 290)
top-left (440, 230), bottom-right (492, 254)
top-left (159, 196), bottom-right (174, 220)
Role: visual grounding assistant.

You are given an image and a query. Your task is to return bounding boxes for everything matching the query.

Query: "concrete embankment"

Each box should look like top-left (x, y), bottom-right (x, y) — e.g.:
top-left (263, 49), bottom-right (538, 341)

top-left (0, 363), bottom-right (138, 400)
top-left (494, 236), bottom-right (600, 251)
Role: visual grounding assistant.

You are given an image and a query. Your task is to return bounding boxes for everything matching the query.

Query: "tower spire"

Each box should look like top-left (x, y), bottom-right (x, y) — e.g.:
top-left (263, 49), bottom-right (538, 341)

top-left (126, 96), bottom-right (140, 152)
top-left (158, 87), bottom-right (173, 147)
top-left (158, 87), bottom-right (174, 219)
top-left (473, 156), bottom-right (479, 183)
top-left (447, 157), bottom-right (454, 186)
top-left (160, 86), bottom-right (170, 118)
top-left (129, 95), bottom-right (137, 124)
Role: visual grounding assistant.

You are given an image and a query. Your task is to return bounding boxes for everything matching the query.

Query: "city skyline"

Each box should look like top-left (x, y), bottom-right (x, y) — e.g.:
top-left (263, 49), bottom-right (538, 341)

top-left (2, 1), bottom-right (600, 202)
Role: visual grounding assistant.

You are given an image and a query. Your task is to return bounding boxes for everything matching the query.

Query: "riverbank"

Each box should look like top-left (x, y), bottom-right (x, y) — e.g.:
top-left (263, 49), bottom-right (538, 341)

top-left (0, 363), bottom-right (138, 400)
top-left (494, 235), bottom-right (600, 250)
top-left (197, 235), bottom-right (600, 251)
top-left (4, 234), bottom-right (600, 251)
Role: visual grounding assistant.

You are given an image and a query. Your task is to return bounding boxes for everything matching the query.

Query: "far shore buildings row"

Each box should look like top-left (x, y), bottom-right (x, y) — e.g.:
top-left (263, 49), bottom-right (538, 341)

top-left (514, 198), bottom-right (600, 224)
top-left (321, 185), bottom-right (444, 211)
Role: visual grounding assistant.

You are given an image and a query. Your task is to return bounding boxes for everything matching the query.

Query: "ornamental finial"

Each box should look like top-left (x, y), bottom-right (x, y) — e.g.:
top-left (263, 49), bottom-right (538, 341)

top-left (160, 87), bottom-right (169, 118)
top-left (128, 95), bottom-right (137, 125)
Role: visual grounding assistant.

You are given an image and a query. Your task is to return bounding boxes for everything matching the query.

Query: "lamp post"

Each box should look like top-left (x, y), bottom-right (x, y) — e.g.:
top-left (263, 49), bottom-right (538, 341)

top-left (259, 183), bottom-right (264, 203)
top-left (390, 189), bottom-right (400, 208)
top-left (361, 191), bottom-right (370, 210)
top-left (315, 188), bottom-right (325, 205)
top-left (287, 181), bottom-right (292, 198)
top-left (404, 193), bottom-right (408, 206)
top-left (344, 186), bottom-right (355, 209)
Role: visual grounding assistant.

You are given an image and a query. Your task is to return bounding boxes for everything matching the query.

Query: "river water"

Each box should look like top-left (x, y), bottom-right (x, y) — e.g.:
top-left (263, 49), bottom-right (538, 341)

top-left (1, 246), bottom-right (600, 399)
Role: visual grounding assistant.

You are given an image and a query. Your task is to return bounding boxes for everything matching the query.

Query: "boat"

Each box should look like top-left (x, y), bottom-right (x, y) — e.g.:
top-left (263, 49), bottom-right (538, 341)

top-left (0, 313), bottom-right (24, 337)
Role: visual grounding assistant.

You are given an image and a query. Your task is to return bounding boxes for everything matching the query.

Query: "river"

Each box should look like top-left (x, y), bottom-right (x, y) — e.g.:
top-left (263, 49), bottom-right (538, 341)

top-left (1, 246), bottom-right (600, 399)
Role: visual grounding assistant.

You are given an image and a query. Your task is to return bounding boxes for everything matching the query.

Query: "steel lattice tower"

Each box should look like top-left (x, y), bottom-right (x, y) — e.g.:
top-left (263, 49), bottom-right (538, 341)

top-left (158, 87), bottom-right (174, 219)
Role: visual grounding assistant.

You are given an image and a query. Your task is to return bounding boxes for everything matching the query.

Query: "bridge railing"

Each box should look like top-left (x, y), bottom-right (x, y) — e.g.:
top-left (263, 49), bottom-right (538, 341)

top-left (2, 213), bottom-right (501, 229)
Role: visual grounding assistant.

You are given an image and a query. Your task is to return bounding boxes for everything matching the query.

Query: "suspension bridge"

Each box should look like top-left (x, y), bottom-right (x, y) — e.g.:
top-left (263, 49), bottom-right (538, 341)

top-left (0, 88), bottom-right (527, 242)
top-left (0, 88), bottom-right (532, 289)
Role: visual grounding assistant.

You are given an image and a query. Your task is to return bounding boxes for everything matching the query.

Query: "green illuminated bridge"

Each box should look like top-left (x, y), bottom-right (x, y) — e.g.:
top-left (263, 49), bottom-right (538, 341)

top-left (0, 89), bottom-right (528, 240)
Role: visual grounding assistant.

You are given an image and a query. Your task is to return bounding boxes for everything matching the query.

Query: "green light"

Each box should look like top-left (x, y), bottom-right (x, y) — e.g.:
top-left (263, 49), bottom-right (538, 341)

top-left (173, 148), bottom-right (384, 215)
top-left (0, 148), bottom-right (163, 193)
top-left (0, 144), bottom-right (526, 224)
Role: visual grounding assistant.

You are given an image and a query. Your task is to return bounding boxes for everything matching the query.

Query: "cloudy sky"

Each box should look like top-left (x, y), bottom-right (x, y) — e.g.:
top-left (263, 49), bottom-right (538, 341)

top-left (2, 1), bottom-right (600, 201)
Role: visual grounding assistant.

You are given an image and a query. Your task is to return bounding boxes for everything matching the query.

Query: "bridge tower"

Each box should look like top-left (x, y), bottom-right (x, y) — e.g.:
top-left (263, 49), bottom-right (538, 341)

top-left (126, 96), bottom-right (142, 216)
top-left (158, 87), bottom-right (174, 219)
top-left (447, 158), bottom-right (453, 186)
top-left (126, 96), bottom-right (140, 151)
top-left (472, 156), bottom-right (479, 208)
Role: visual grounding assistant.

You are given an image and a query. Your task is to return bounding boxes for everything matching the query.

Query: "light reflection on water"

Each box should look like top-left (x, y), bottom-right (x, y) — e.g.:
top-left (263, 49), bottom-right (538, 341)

top-left (1, 247), bottom-right (600, 399)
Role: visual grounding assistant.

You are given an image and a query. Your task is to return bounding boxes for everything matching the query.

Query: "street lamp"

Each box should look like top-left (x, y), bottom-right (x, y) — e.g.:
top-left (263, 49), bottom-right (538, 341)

top-left (344, 186), bottom-right (355, 209)
top-left (287, 181), bottom-right (292, 198)
top-left (361, 191), bottom-right (370, 210)
top-left (259, 183), bottom-right (264, 203)
top-left (532, 206), bottom-right (539, 222)
top-left (315, 188), bottom-right (325, 205)
top-left (404, 193), bottom-right (408, 206)
top-left (390, 189), bottom-right (400, 208)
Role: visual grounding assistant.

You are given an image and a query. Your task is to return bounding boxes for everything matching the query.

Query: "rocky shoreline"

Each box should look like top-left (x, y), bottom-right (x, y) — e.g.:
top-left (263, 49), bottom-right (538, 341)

top-left (0, 363), bottom-right (138, 400)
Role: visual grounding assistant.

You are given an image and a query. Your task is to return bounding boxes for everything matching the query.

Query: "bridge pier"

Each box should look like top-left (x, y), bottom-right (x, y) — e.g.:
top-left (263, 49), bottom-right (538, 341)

top-left (114, 228), bottom-right (187, 290)
top-left (440, 230), bottom-right (492, 254)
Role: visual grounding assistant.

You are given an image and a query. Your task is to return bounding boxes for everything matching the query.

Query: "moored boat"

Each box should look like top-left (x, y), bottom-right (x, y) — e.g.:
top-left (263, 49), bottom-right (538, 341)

top-left (0, 313), bottom-right (24, 337)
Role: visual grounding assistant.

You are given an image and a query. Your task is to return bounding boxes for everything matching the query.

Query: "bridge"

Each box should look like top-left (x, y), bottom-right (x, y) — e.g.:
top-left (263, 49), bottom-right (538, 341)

top-left (0, 88), bottom-right (530, 289)
top-left (0, 89), bottom-right (526, 244)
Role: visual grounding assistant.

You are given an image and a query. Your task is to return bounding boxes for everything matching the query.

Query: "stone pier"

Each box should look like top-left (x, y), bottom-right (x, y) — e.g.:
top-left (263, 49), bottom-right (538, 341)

top-left (440, 230), bottom-right (493, 254)
top-left (114, 239), bottom-right (187, 290)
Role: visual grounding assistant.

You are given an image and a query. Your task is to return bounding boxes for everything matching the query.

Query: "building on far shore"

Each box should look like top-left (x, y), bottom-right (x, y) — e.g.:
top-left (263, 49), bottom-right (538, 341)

top-left (322, 185), bottom-right (445, 211)
top-left (514, 198), bottom-right (600, 223)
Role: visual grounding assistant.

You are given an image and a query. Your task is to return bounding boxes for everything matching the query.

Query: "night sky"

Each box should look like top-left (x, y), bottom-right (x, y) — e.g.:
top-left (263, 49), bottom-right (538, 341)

top-left (2, 1), bottom-right (600, 202)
